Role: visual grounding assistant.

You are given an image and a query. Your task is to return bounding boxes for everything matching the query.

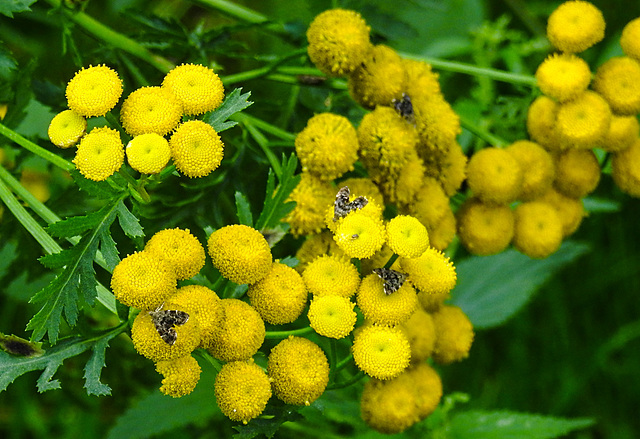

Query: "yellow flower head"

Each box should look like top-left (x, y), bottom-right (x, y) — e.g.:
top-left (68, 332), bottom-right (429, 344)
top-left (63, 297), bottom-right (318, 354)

top-left (208, 299), bottom-right (265, 362)
top-left (169, 120), bottom-right (224, 178)
top-left (285, 172), bottom-right (335, 237)
top-left (407, 362), bottom-right (443, 419)
top-left (456, 197), bottom-right (514, 256)
top-left (131, 308), bottom-right (201, 362)
top-left (267, 336), bottom-right (329, 406)
top-left (553, 148), bottom-right (601, 198)
top-left (621, 17), bottom-right (640, 61)
top-left (409, 177), bottom-right (450, 230)
top-left (547, 1), bottom-right (605, 53)
top-left (413, 94), bottom-right (461, 155)
top-left (378, 151), bottom-right (426, 207)
top-left (401, 308), bottom-right (436, 363)
top-left (72, 126), bottom-right (124, 181)
top-left (308, 295), bottom-right (357, 339)
top-left (423, 141), bottom-right (468, 197)
top-left (247, 262), bottom-right (308, 325)
top-left (19, 168), bottom-right (50, 203)
top-left (324, 188), bottom-right (385, 233)
top-left (164, 285), bottom-right (223, 350)
top-left (156, 355), bottom-right (201, 398)
top-left (352, 324), bottom-right (411, 380)
top-left (48, 110), bottom-right (86, 148)
top-left (295, 113), bottom-right (359, 181)
top-left (417, 289), bottom-right (449, 313)
top-left (612, 138), bottom-right (640, 197)
top-left (162, 63), bottom-right (224, 115)
top-left (400, 248), bottom-right (457, 295)
top-left (348, 45), bottom-right (405, 109)
top-left (513, 201), bottom-right (563, 259)
top-left (428, 207), bottom-right (457, 252)
top-left (295, 231), bottom-right (347, 272)
top-left (333, 211), bottom-right (386, 259)
top-left (302, 254), bottom-right (360, 297)
top-left (432, 305), bottom-right (474, 364)
top-left (306, 8), bottom-right (371, 76)
top-left (144, 228), bottom-right (205, 280)
top-left (527, 95), bottom-right (560, 151)
top-left (339, 177), bottom-right (385, 205)
top-left (505, 140), bottom-right (555, 200)
top-left (403, 59), bottom-right (441, 100)
top-left (214, 359), bottom-right (272, 424)
top-left (466, 146), bottom-right (523, 204)
top-left (386, 215), bottom-right (429, 258)
top-left (207, 224), bottom-right (272, 285)
top-left (357, 273), bottom-right (418, 326)
top-left (538, 187), bottom-right (585, 237)
top-left (535, 53), bottom-right (591, 102)
top-left (360, 376), bottom-right (420, 434)
top-left (111, 251), bottom-right (177, 310)
top-left (602, 114), bottom-right (639, 153)
top-left (120, 86), bottom-right (182, 136)
top-left (65, 65), bottom-right (122, 117)
top-left (593, 56), bottom-right (640, 116)
top-left (125, 133), bottom-right (171, 175)
top-left (556, 90), bottom-right (612, 149)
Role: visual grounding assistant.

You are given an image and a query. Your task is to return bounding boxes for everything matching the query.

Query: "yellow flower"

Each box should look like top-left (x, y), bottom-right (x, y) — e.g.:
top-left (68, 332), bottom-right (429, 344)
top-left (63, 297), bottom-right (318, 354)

top-left (164, 285), bottom-right (223, 350)
top-left (348, 45), bottom-right (405, 109)
top-left (378, 151), bottom-right (426, 207)
top-left (284, 172), bottom-right (335, 237)
top-left (338, 177), bottom-right (385, 206)
top-left (555, 91), bottom-right (612, 149)
top-left (247, 262), bottom-right (308, 325)
top-left (125, 133), bottom-right (171, 175)
top-left (403, 59), bottom-right (441, 100)
top-left (207, 224), bottom-right (272, 285)
top-left (423, 141), bottom-right (468, 197)
top-left (427, 207), bottom-right (457, 252)
top-left (20, 169), bottom-right (50, 203)
top-left (48, 110), bottom-right (86, 148)
top-left (360, 376), bottom-right (420, 434)
top-left (65, 65), bottom-right (122, 117)
top-left (131, 309), bottom-right (201, 362)
top-left (333, 211), bottom-right (386, 259)
top-left (307, 295), bottom-right (357, 339)
top-left (546, 1), bottom-right (605, 53)
top-left (535, 53), bottom-right (591, 102)
top-left (360, 244), bottom-right (400, 275)
top-left (553, 148), bottom-right (601, 198)
top-left (466, 146), bottom-right (523, 204)
top-left (602, 115), bottom-right (639, 153)
top-left (295, 112), bottom-right (359, 181)
top-left (306, 8), bottom-right (371, 76)
top-left (169, 120), bottom-right (224, 178)
top-left (505, 140), bottom-right (555, 200)
top-left (409, 177), bottom-right (450, 230)
top-left (413, 94), bottom-right (461, 155)
top-left (612, 138), bottom-right (640, 197)
top-left (214, 359), bottom-right (272, 424)
top-left (538, 187), bottom-right (585, 237)
top-left (401, 308), bottom-right (436, 363)
top-left (111, 251), bottom-right (177, 310)
top-left (352, 324), bottom-right (411, 380)
top-left (417, 289), bottom-right (449, 313)
top-left (527, 95), bottom-right (560, 151)
top-left (324, 188), bottom-right (385, 233)
top-left (267, 336), bottom-right (329, 406)
top-left (432, 305), bottom-right (474, 365)
top-left (156, 355), bottom-right (201, 398)
top-left (208, 299), bottom-right (265, 362)
top-left (513, 201), bottom-right (563, 259)
top-left (399, 248), bottom-right (457, 295)
top-left (357, 273), bottom-right (418, 326)
top-left (162, 63), bottom-right (224, 115)
top-left (120, 86), bottom-right (182, 136)
top-left (456, 197), bottom-right (514, 256)
top-left (302, 254), bottom-right (360, 297)
top-left (386, 215), bottom-right (429, 258)
top-left (72, 126), bottom-right (124, 181)
top-left (621, 17), bottom-right (640, 61)
top-left (407, 363), bottom-right (443, 419)
top-left (593, 56), bottom-right (640, 116)
top-left (295, 231), bottom-right (347, 272)
top-left (144, 228), bottom-right (205, 280)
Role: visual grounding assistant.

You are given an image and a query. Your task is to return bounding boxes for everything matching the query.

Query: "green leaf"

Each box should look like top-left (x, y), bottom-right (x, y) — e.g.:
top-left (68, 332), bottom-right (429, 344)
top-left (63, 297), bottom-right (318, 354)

top-left (235, 191), bottom-right (254, 227)
top-left (0, 45), bottom-right (18, 80)
top-left (115, 200), bottom-right (144, 238)
top-left (255, 154), bottom-right (300, 231)
top-left (0, 0), bottom-right (37, 18)
top-left (582, 196), bottom-right (621, 213)
top-left (450, 241), bottom-right (590, 329)
top-left (83, 332), bottom-right (119, 396)
top-left (203, 88), bottom-right (253, 133)
top-left (447, 410), bottom-right (595, 439)
top-left (71, 170), bottom-right (125, 200)
top-left (233, 406), bottom-right (304, 439)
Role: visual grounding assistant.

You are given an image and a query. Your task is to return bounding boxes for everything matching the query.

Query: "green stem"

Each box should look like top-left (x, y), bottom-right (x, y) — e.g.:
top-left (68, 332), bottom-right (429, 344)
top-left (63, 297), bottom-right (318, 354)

top-left (232, 113), bottom-right (282, 176)
top-left (192, 0), bottom-right (287, 35)
top-left (221, 48), bottom-right (309, 86)
top-left (118, 169), bottom-right (151, 204)
top-left (458, 113), bottom-right (508, 147)
top-left (384, 254), bottom-right (399, 270)
top-left (264, 326), bottom-right (314, 339)
top-left (0, 123), bottom-right (74, 172)
top-left (237, 113), bottom-right (296, 141)
top-left (326, 370), bottom-right (365, 391)
top-left (329, 339), bottom-right (338, 383)
top-left (336, 353), bottom-right (353, 371)
top-left (0, 165), bottom-right (59, 224)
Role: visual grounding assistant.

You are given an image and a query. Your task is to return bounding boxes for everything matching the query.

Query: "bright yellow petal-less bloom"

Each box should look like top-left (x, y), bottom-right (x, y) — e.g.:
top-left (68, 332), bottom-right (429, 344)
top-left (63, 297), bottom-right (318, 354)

top-left (413, 93), bottom-right (461, 155)
top-left (65, 65), bottom-right (122, 117)
top-left (302, 254), bottom-right (360, 297)
top-left (407, 362), bottom-right (443, 419)
top-left (144, 228), bottom-right (205, 280)
top-left (621, 17), bottom-right (640, 61)
top-left (409, 177), bottom-right (450, 230)
top-left (505, 140), bottom-right (555, 201)
top-left (386, 215), bottom-right (429, 258)
top-left (162, 63), bottom-right (224, 115)
top-left (553, 148), bottom-right (601, 198)
top-left (348, 45), bottom-right (405, 109)
top-left (125, 133), bottom-right (171, 175)
top-left (73, 127), bottom-right (124, 181)
top-left (357, 273), bottom-right (418, 326)
top-left (295, 231), bottom-right (347, 273)
top-left (333, 211), bottom-right (386, 259)
top-left (120, 86), bottom-right (182, 136)
top-left (307, 295), bottom-right (357, 339)
top-left (546, 0), bottom-right (605, 53)
top-left (156, 355), bottom-right (201, 398)
top-left (538, 187), bottom-right (585, 237)
top-left (423, 141), bottom-right (468, 197)
top-left (400, 248), bottom-right (457, 296)
top-left (360, 376), bottom-right (420, 434)
top-left (427, 207), bottom-right (457, 252)
top-left (131, 309), bottom-right (201, 362)
top-left (527, 95), bottom-right (560, 151)
top-left (555, 90), bottom-right (612, 149)
top-left (401, 308), bottom-right (436, 363)
top-left (352, 324), bottom-right (411, 380)
top-left (456, 197), bottom-right (514, 256)
top-left (207, 299), bottom-right (265, 362)
top-left (513, 201), bottom-right (564, 259)
top-left (602, 115), bottom-right (639, 153)
top-left (611, 138), bottom-right (640, 197)
top-left (431, 305), bottom-right (474, 365)
top-left (535, 53), bottom-right (591, 102)
top-left (169, 120), bottom-right (224, 178)
top-left (48, 110), bottom-right (86, 148)
top-left (284, 172), bottom-right (335, 237)
top-left (466, 147), bottom-right (523, 204)
top-left (593, 56), bottom-right (640, 116)
top-left (214, 359), bottom-right (272, 424)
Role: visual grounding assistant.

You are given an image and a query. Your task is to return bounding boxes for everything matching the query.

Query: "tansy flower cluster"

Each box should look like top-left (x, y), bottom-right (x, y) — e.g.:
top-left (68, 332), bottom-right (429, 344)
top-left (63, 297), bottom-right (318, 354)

top-left (48, 63), bottom-right (226, 181)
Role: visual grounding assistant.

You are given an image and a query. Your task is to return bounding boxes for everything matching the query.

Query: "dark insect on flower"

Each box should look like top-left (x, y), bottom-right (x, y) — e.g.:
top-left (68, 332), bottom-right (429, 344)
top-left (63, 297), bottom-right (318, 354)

top-left (148, 306), bottom-right (190, 345)
top-left (372, 268), bottom-right (408, 295)
top-left (333, 186), bottom-right (368, 221)
top-left (392, 93), bottom-right (415, 124)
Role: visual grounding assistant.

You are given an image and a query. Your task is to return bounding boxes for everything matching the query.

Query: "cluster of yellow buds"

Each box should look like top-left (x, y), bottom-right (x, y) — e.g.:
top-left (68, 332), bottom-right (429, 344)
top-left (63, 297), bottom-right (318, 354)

top-left (47, 63), bottom-right (225, 181)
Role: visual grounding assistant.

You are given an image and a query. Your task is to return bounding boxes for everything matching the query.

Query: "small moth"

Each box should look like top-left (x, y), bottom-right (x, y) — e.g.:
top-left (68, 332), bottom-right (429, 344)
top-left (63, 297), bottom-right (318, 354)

top-left (372, 268), bottom-right (408, 295)
top-left (392, 93), bottom-right (415, 124)
top-left (148, 306), bottom-right (190, 345)
top-left (333, 186), bottom-right (368, 221)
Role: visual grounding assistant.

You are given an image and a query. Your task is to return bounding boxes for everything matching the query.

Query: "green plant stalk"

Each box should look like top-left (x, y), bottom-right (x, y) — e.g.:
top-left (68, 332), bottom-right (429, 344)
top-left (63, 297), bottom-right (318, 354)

top-left (234, 114), bottom-right (282, 176)
top-left (329, 339), bottom-right (338, 383)
top-left (192, 0), bottom-right (287, 35)
top-left (237, 113), bottom-right (296, 141)
top-left (326, 370), bottom-right (365, 391)
top-left (458, 113), bottom-right (508, 147)
top-left (384, 253), bottom-right (400, 270)
top-left (264, 326), bottom-right (313, 339)
top-left (0, 123), bottom-right (74, 172)
top-left (221, 49), bottom-right (309, 86)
